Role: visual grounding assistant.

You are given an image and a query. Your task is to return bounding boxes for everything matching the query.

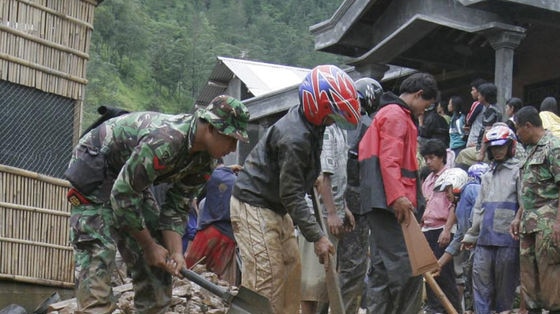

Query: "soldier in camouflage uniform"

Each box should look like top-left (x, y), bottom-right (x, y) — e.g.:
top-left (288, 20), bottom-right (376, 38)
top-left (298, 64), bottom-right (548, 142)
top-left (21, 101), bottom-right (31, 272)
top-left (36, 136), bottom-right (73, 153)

top-left (64, 95), bottom-right (249, 314)
top-left (512, 106), bottom-right (560, 314)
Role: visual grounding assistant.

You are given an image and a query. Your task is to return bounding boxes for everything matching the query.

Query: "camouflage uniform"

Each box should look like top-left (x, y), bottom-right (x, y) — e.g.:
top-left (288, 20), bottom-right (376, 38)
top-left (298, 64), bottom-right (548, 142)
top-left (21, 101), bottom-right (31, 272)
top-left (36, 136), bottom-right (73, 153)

top-left (66, 96), bottom-right (249, 313)
top-left (520, 131), bottom-right (560, 312)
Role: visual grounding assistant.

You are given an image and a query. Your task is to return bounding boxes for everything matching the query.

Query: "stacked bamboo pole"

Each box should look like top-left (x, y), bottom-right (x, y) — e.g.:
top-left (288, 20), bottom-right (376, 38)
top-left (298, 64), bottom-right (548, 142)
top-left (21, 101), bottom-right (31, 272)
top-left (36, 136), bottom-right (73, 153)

top-left (0, 164), bottom-right (74, 287)
top-left (0, 0), bottom-right (99, 100)
top-left (0, 0), bottom-right (103, 288)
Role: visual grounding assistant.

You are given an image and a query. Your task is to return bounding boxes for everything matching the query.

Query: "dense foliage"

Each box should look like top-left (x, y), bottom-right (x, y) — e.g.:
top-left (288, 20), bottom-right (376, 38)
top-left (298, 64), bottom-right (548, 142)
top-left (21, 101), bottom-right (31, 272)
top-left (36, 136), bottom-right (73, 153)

top-left (83, 0), bottom-right (346, 129)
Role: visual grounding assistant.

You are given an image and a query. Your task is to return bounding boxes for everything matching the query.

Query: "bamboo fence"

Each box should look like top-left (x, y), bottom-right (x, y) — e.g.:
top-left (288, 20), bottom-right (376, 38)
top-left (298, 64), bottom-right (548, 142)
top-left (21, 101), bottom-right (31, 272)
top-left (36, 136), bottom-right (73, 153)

top-left (0, 0), bottom-right (101, 288)
top-left (0, 0), bottom-right (100, 100)
top-left (0, 164), bottom-right (75, 288)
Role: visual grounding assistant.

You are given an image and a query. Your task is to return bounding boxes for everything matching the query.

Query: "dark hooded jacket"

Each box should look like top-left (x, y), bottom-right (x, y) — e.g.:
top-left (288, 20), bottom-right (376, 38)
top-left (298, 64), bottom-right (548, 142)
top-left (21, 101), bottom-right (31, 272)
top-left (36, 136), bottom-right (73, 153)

top-left (232, 105), bottom-right (325, 242)
top-left (358, 92), bottom-right (424, 214)
top-left (418, 104), bottom-right (450, 147)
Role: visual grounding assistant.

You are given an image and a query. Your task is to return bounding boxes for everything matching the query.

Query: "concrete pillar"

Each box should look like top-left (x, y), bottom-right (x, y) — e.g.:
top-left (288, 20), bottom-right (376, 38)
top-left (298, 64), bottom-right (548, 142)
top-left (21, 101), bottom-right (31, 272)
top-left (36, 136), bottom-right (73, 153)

top-left (353, 63), bottom-right (390, 81)
top-left (485, 30), bottom-right (525, 117)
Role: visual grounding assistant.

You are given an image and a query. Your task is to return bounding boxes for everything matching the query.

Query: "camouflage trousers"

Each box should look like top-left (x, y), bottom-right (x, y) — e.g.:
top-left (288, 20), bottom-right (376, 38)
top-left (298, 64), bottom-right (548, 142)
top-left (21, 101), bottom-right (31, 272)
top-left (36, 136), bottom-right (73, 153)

top-left (70, 201), bottom-right (172, 314)
top-left (520, 230), bottom-right (560, 311)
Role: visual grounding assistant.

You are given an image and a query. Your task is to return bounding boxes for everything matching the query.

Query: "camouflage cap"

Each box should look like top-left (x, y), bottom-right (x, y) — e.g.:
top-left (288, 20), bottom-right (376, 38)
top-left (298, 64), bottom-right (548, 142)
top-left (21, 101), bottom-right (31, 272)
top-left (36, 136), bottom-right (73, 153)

top-left (199, 95), bottom-right (250, 142)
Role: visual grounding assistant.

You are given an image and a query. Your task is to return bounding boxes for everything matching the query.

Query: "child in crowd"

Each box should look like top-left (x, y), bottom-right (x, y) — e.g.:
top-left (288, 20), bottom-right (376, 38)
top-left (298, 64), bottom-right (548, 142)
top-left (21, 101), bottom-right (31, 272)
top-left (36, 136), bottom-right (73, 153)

top-left (438, 101), bottom-right (452, 124)
top-left (464, 78), bottom-right (487, 147)
top-left (504, 97), bottom-right (523, 133)
top-left (184, 160), bottom-right (241, 285)
top-left (456, 83), bottom-right (502, 166)
top-left (420, 139), bottom-right (462, 314)
top-left (448, 96), bottom-right (467, 157)
top-left (462, 125), bottom-right (521, 314)
top-left (434, 163), bottom-right (490, 314)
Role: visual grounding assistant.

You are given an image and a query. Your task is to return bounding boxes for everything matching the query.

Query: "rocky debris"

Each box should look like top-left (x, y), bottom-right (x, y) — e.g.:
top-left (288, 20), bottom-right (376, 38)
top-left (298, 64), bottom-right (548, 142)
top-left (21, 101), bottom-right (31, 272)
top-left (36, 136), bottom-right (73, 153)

top-left (48, 265), bottom-right (232, 313)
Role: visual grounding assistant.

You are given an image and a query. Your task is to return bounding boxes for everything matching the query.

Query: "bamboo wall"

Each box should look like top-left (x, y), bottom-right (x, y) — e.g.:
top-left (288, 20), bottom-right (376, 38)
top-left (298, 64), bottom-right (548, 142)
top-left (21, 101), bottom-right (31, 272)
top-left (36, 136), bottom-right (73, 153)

top-left (0, 0), bottom-right (102, 287)
top-left (0, 164), bottom-right (74, 288)
top-left (0, 0), bottom-right (100, 100)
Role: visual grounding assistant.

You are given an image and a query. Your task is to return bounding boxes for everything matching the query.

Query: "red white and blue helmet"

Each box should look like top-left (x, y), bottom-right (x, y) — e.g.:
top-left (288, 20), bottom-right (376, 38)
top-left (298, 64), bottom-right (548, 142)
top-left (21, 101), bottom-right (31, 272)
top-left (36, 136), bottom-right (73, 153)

top-left (299, 65), bottom-right (360, 130)
top-left (484, 124), bottom-right (517, 160)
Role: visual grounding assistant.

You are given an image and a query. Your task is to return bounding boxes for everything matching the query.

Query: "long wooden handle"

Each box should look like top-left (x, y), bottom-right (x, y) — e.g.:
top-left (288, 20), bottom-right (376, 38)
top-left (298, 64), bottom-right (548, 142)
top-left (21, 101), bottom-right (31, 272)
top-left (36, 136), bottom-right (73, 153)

top-left (311, 188), bottom-right (345, 314)
top-left (423, 272), bottom-right (458, 314)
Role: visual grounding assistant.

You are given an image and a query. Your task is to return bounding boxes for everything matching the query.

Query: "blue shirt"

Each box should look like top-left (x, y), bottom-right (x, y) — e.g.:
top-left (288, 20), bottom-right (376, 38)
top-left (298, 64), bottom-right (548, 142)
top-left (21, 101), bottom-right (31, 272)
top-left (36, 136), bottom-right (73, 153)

top-left (445, 182), bottom-right (480, 256)
top-left (198, 166), bottom-right (236, 239)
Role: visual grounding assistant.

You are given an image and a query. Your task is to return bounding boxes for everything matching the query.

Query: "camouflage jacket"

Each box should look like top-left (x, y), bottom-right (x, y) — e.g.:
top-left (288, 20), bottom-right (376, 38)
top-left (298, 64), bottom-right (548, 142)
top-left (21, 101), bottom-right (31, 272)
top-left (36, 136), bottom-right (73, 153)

top-left (520, 131), bottom-right (560, 234)
top-left (73, 111), bottom-right (214, 234)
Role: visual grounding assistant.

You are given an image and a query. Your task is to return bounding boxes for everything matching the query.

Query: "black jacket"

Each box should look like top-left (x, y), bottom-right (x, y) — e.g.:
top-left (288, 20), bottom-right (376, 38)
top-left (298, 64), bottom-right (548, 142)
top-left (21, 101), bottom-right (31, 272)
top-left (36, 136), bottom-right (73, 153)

top-left (418, 106), bottom-right (450, 147)
top-left (233, 105), bottom-right (325, 242)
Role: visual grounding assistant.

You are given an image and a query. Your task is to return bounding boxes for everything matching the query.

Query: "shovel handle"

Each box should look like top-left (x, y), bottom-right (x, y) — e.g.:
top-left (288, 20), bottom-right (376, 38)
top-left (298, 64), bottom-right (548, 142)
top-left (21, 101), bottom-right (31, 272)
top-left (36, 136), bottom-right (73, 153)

top-left (423, 272), bottom-right (458, 314)
top-left (180, 267), bottom-right (233, 303)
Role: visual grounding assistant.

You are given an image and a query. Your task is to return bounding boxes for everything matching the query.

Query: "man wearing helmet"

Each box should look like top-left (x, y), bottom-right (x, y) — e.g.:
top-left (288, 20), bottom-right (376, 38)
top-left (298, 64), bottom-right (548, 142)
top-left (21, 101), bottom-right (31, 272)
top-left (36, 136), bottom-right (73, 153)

top-left (462, 124), bottom-right (521, 314)
top-left (512, 106), bottom-right (560, 314)
top-left (338, 77), bottom-right (383, 314)
top-left (230, 65), bottom-right (360, 314)
top-left (359, 72), bottom-right (439, 313)
top-left (64, 95), bottom-right (250, 313)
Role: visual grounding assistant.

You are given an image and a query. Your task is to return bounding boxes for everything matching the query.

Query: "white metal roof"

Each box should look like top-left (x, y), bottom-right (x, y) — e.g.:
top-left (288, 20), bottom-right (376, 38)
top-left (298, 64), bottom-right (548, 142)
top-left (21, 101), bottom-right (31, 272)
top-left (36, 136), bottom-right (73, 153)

top-left (195, 56), bottom-right (310, 106)
top-left (221, 57), bottom-right (310, 96)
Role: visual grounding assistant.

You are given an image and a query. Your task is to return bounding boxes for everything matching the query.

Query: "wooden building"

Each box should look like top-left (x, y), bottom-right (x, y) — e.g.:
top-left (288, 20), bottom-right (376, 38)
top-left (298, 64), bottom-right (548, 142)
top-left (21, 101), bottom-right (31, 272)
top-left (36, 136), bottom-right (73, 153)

top-left (310, 0), bottom-right (560, 111)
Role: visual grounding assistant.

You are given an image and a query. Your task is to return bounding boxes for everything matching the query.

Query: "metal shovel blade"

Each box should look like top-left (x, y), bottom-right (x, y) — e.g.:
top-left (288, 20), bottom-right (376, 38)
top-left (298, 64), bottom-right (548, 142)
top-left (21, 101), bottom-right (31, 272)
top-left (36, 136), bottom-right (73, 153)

top-left (180, 268), bottom-right (273, 314)
top-left (227, 286), bottom-right (274, 314)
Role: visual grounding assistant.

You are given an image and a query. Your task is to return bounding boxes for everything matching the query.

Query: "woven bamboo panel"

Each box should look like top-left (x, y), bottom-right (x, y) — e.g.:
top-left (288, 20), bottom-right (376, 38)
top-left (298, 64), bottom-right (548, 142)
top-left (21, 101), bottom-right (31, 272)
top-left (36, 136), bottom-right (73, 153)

top-left (0, 0), bottom-right (100, 100)
top-left (0, 164), bottom-right (75, 287)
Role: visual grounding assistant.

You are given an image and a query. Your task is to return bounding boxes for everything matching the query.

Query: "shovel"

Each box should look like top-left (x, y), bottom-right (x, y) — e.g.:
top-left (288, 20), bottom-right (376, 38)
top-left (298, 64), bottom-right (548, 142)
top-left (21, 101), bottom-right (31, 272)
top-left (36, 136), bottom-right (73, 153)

top-left (180, 267), bottom-right (273, 314)
top-left (400, 214), bottom-right (458, 314)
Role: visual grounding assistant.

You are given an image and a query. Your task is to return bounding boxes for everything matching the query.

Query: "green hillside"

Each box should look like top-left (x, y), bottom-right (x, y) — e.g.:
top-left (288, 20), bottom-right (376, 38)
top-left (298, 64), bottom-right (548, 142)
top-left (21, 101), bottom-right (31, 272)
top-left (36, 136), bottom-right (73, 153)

top-left (83, 0), bottom-right (347, 129)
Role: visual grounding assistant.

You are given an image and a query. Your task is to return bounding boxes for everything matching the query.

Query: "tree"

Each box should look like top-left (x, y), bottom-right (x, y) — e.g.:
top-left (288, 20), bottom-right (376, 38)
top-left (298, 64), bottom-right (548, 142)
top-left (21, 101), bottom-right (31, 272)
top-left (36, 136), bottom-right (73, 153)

top-left (84, 0), bottom-right (344, 131)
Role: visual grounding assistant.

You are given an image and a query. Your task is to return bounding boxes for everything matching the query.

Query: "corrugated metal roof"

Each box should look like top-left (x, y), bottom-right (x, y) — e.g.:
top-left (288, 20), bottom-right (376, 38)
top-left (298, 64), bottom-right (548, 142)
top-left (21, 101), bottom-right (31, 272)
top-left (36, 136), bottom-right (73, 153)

top-left (195, 56), bottom-right (310, 106)
top-left (221, 57), bottom-right (311, 95)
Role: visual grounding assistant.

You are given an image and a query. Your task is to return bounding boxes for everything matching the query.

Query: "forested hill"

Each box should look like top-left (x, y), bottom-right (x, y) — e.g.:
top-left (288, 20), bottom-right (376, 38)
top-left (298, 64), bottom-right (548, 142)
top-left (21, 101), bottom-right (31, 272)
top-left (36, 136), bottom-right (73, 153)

top-left (83, 0), bottom-right (346, 129)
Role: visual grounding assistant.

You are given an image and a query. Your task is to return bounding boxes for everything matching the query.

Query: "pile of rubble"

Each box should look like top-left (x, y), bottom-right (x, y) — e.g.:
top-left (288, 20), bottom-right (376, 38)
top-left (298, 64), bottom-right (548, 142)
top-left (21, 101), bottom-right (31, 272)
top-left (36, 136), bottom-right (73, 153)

top-left (48, 265), bottom-right (233, 314)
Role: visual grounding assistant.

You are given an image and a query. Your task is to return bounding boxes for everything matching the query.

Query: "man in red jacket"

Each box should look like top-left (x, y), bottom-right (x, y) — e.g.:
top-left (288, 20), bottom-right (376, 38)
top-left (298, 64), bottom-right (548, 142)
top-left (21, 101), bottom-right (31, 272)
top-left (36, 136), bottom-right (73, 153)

top-left (359, 72), bottom-right (439, 314)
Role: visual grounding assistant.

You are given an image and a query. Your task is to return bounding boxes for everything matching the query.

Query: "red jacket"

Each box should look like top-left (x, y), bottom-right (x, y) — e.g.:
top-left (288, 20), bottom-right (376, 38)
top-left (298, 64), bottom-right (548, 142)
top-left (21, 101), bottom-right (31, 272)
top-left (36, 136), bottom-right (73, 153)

top-left (359, 92), bottom-right (420, 213)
